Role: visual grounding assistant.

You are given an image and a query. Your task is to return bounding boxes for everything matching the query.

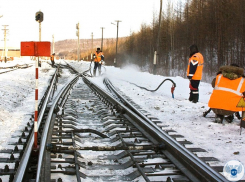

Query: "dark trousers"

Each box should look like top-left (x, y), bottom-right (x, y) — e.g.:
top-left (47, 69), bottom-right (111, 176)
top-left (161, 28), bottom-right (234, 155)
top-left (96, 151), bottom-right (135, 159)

top-left (189, 80), bottom-right (200, 103)
top-left (93, 62), bottom-right (101, 76)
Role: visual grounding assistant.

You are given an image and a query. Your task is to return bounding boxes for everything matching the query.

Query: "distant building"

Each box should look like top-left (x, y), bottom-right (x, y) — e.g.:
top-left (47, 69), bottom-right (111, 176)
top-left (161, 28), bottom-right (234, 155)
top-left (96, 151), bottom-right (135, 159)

top-left (0, 47), bottom-right (20, 60)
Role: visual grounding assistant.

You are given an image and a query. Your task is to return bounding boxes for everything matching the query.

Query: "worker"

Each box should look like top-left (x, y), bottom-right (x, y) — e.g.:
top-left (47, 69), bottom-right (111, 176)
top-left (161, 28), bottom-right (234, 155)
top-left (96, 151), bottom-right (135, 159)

top-left (208, 63), bottom-right (245, 123)
top-left (187, 44), bottom-right (204, 103)
top-left (50, 53), bottom-right (55, 67)
top-left (93, 47), bottom-right (104, 76)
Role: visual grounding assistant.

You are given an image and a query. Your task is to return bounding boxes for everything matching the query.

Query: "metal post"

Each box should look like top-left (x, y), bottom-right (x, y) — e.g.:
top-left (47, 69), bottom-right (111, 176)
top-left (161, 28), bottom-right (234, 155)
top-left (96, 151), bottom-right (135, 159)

top-left (78, 32), bottom-right (80, 61)
top-left (34, 59), bottom-right (38, 149)
top-left (2, 25), bottom-right (9, 63)
top-left (52, 34), bottom-right (55, 54)
top-left (39, 22), bottom-right (41, 41)
top-left (38, 22), bottom-right (41, 67)
top-left (101, 27), bottom-right (104, 51)
top-left (155, 0), bottom-right (162, 73)
top-left (76, 23), bottom-right (80, 61)
top-left (112, 21), bottom-right (121, 67)
top-left (91, 32), bottom-right (93, 61)
top-left (153, 51), bottom-right (157, 75)
top-left (115, 21), bottom-right (120, 67)
top-left (4, 27), bottom-right (7, 62)
top-left (34, 22), bottom-right (41, 149)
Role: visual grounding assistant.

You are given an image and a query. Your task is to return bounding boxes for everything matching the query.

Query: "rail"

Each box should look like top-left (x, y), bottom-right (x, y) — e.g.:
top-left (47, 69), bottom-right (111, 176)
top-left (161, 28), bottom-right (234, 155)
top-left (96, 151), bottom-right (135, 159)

top-left (101, 77), bottom-right (229, 182)
top-left (36, 74), bottom-right (80, 181)
top-left (13, 69), bottom-right (59, 182)
top-left (10, 62), bottom-right (230, 182)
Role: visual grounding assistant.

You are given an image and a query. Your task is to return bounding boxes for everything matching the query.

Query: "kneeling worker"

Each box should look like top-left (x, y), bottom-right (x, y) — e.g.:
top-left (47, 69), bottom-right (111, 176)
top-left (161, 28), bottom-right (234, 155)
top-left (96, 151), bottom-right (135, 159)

top-left (93, 47), bottom-right (104, 76)
top-left (208, 64), bottom-right (245, 123)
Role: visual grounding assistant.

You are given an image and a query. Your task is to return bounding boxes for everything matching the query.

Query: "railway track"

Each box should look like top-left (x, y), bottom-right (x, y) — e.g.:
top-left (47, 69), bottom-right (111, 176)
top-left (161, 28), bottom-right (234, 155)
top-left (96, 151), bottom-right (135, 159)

top-left (0, 64), bottom-right (33, 74)
top-left (0, 62), bottom-right (230, 182)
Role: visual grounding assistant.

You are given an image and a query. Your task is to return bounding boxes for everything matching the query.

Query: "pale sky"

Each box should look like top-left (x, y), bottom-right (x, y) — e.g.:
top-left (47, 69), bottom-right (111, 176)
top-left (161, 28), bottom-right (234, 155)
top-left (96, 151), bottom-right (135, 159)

top-left (0, 0), bottom-right (175, 47)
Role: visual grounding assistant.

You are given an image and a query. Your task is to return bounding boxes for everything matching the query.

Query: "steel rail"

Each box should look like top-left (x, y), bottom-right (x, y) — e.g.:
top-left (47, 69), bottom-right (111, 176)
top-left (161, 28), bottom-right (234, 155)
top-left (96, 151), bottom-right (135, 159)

top-left (71, 131), bottom-right (82, 182)
top-left (57, 63), bottom-right (227, 181)
top-left (13, 69), bottom-right (58, 182)
top-left (35, 74), bottom-right (80, 182)
top-left (104, 79), bottom-right (228, 182)
top-left (0, 63), bottom-right (33, 69)
top-left (0, 64), bottom-right (33, 74)
top-left (117, 132), bottom-right (151, 182)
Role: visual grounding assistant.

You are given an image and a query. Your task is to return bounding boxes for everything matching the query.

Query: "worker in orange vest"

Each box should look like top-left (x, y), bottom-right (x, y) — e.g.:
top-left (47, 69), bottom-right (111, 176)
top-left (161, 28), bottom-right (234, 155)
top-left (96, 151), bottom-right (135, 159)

top-left (187, 44), bottom-right (204, 103)
top-left (50, 53), bottom-right (55, 67)
top-left (208, 64), bottom-right (245, 123)
top-left (93, 47), bottom-right (104, 76)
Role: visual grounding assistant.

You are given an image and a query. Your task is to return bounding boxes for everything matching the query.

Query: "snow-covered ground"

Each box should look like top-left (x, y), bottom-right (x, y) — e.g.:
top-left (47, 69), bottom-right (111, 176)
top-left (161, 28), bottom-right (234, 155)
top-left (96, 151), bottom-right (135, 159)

top-left (0, 58), bottom-right (244, 181)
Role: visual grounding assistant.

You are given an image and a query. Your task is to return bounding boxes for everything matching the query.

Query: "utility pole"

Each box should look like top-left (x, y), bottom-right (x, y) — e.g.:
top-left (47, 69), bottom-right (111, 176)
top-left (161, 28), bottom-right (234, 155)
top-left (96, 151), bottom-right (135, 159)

top-left (76, 22), bottom-right (80, 61)
top-left (2, 25), bottom-right (9, 63)
top-left (52, 34), bottom-right (55, 54)
top-left (91, 32), bottom-right (93, 61)
top-left (100, 27), bottom-right (105, 51)
top-left (87, 39), bottom-right (88, 61)
top-left (154, 0), bottom-right (162, 75)
top-left (115, 20), bottom-right (121, 67)
top-left (112, 20), bottom-right (121, 67)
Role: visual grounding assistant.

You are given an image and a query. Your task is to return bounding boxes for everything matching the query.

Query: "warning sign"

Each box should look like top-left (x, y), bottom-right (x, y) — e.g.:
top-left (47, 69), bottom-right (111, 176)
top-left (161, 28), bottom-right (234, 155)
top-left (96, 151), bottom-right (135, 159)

top-left (237, 97), bottom-right (245, 107)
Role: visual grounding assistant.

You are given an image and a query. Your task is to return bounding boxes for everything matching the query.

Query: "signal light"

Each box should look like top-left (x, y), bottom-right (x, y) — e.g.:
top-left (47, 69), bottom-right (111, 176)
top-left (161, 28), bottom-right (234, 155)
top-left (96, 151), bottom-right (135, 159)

top-left (35, 11), bottom-right (43, 23)
top-left (35, 14), bottom-right (40, 21)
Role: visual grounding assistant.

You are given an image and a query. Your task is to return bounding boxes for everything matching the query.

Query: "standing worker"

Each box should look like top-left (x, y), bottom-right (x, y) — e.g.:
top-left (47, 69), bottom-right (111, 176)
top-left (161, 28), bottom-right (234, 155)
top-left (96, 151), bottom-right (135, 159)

top-left (186, 44), bottom-right (204, 103)
top-left (50, 53), bottom-right (55, 67)
top-left (93, 47), bottom-right (104, 76)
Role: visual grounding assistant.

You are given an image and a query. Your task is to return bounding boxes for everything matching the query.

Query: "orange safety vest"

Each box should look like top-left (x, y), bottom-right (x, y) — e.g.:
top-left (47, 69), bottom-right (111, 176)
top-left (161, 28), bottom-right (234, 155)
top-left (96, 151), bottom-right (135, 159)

top-left (94, 52), bottom-right (104, 63)
top-left (187, 52), bottom-right (204, 80)
top-left (208, 74), bottom-right (245, 112)
top-left (51, 55), bottom-right (54, 61)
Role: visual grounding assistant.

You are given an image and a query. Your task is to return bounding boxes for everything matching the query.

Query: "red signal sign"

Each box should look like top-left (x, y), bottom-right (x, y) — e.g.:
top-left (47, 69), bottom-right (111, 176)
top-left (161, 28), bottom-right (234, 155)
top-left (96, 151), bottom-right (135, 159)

top-left (21, 41), bottom-right (51, 56)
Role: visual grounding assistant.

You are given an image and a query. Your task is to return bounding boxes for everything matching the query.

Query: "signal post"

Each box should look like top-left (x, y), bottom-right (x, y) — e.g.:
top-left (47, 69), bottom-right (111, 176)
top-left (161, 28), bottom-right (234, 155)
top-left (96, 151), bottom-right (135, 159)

top-left (34, 11), bottom-right (43, 150)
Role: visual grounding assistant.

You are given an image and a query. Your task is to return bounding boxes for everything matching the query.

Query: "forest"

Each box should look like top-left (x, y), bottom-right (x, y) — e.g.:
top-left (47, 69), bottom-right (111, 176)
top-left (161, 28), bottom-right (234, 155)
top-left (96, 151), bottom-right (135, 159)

top-left (100, 0), bottom-right (245, 82)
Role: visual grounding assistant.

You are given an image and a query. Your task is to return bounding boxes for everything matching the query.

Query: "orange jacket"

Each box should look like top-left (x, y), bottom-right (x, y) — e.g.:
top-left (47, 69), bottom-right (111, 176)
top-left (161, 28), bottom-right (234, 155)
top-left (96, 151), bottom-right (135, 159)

top-left (208, 74), bottom-right (245, 112)
top-left (50, 55), bottom-right (54, 61)
top-left (187, 52), bottom-right (204, 80)
top-left (93, 52), bottom-right (104, 63)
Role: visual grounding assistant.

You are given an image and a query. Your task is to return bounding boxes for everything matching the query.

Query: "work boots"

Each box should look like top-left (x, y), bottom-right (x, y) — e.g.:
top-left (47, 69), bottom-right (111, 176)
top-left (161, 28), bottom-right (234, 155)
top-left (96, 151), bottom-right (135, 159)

top-left (225, 115), bottom-right (234, 123)
top-left (189, 91), bottom-right (199, 103)
top-left (192, 94), bottom-right (199, 103)
top-left (215, 114), bottom-right (224, 123)
top-left (93, 70), bottom-right (96, 77)
top-left (188, 91), bottom-right (193, 102)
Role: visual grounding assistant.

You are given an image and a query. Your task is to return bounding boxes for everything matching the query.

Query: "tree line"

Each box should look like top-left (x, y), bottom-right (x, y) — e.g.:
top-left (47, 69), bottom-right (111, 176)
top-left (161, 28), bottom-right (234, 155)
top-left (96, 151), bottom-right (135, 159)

top-left (102, 0), bottom-right (245, 82)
